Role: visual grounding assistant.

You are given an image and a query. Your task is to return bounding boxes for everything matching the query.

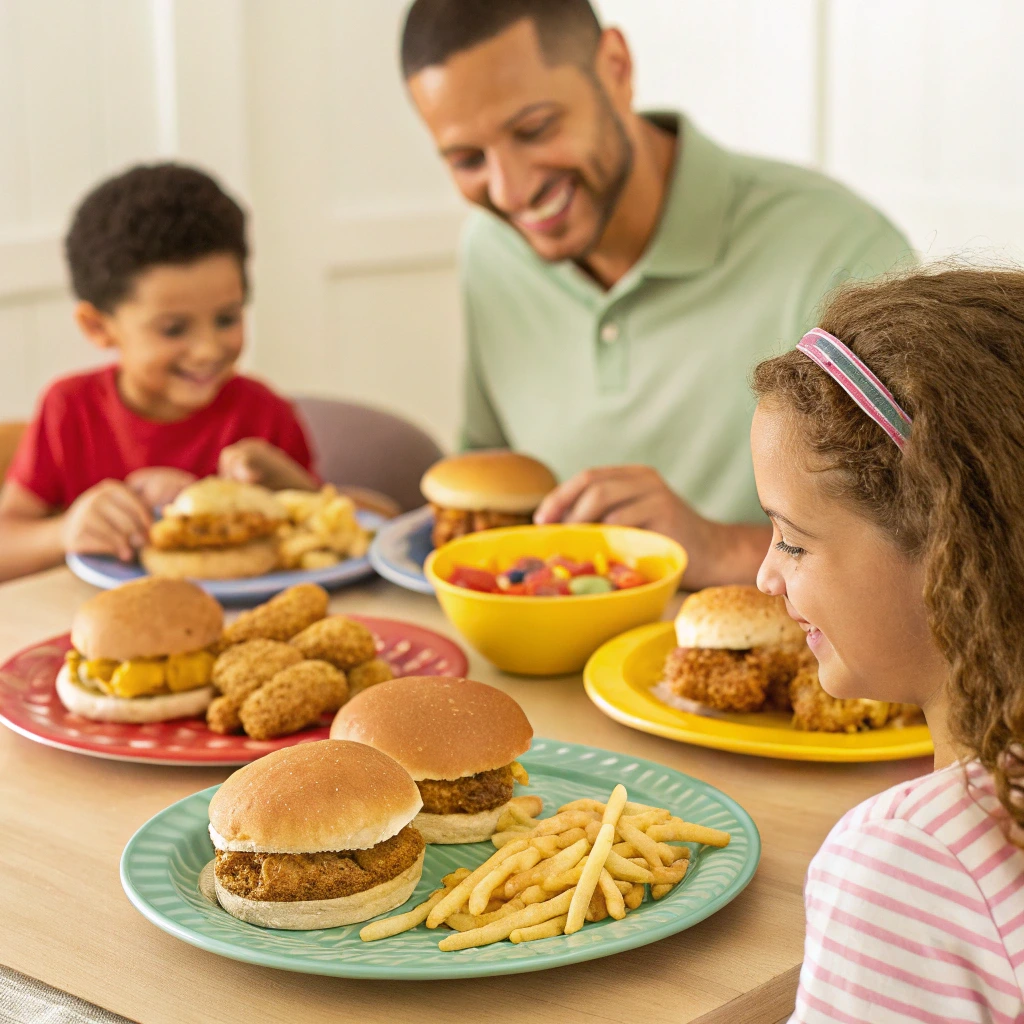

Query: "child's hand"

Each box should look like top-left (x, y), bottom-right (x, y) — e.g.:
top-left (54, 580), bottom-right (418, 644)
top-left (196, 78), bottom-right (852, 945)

top-left (62, 480), bottom-right (153, 562)
top-left (125, 467), bottom-right (197, 512)
top-left (219, 438), bottom-right (317, 491)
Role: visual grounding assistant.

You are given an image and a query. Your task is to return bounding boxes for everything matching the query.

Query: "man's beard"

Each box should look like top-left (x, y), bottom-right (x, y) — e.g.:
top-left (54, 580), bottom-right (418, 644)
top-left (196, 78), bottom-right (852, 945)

top-left (485, 82), bottom-right (634, 263)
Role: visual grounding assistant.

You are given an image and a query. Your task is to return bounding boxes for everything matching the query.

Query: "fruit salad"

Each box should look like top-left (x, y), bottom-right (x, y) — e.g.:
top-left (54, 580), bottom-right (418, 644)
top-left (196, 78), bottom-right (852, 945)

top-left (446, 553), bottom-right (648, 596)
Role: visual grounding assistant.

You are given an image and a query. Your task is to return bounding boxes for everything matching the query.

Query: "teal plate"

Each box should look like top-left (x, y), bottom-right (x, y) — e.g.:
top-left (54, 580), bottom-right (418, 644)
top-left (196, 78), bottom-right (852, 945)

top-left (120, 738), bottom-right (760, 979)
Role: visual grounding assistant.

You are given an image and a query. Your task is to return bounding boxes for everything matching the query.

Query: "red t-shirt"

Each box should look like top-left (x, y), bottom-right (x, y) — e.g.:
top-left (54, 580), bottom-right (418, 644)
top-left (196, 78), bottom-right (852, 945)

top-left (8, 366), bottom-right (316, 509)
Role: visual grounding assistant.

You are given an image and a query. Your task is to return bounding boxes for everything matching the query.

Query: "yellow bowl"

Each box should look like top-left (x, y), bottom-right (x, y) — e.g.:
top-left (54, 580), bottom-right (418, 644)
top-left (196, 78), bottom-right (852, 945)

top-left (424, 524), bottom-right (687, 676)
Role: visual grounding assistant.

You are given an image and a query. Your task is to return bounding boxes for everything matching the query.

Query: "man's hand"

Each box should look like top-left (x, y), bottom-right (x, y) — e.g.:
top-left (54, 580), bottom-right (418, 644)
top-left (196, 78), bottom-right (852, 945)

top-left (62, 480), bottom-right (153, 562)
top-left (219, 438), bottom-right (317, 492)
top-left (533, 465), bottom-right (770, 589)
top-left (125, 467), bottom-right (196, 512)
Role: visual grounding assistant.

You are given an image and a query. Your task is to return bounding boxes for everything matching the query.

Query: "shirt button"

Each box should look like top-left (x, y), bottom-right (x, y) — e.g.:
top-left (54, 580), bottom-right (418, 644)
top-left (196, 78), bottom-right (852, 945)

top-left (600, 322), bottom-right (620, 344)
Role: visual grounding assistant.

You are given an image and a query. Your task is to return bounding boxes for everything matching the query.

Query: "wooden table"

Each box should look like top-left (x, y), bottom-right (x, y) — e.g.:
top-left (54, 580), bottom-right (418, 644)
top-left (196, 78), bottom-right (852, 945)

top-left (0, 568), bottom-right (929, 1024)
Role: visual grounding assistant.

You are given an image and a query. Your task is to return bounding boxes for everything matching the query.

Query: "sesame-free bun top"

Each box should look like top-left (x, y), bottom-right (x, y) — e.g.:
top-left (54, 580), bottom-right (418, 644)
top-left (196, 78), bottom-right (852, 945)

top-left (208, 740), bottom-right (422, 854)
top-left (420, 451), bottom-right (557, 514)
top-left (330, 676), bottom-right (533, 781)
top-left (163, 478), bottom-right (286, 519)
top-left (71, 577), bottom-right (224, 662)
top-left (674, 585), bottom-right (806, 650)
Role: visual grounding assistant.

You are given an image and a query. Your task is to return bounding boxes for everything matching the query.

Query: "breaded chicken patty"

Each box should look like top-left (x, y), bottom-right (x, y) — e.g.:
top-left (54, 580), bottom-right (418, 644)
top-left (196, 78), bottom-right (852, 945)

top-left (430, 506), bottom-right (532, 548)
top-left (789, 669), bottom-right (891, 732)
top-left (663, 647), bottom-right (770, 712)
top-left (150, 511), bottom-right (282, 551)
top-left (417, 764), bottom-right (516, 815)
top-left (221, 583), bottom-right (329, 647)
top-left (214, 825), bottom-right (424, 902)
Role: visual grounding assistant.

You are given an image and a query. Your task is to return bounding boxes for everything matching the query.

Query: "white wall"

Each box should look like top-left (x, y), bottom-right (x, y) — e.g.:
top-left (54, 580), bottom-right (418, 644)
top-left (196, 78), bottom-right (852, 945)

top-left (2, 0), bottom-right (1023, 446)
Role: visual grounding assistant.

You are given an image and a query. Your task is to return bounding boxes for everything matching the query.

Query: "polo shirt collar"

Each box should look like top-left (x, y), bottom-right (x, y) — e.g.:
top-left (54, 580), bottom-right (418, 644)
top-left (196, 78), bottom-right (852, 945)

top-left (637, 113), bottom-right (734, 279)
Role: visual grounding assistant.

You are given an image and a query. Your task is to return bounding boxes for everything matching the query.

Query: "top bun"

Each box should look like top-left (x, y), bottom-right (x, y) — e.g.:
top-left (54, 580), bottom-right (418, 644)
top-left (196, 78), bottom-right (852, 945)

top-left (420, 451), bottom-right (557, 514)
top-left (163, 478), bottom-right (286, 519)
top-left (71, 577), bottom-right (223, 661)
top-left (674, 585), bottom-right (805, 650)
top-left (208, 740), bottom-right (422, 854)
top-left (330, 676), bottom-right (533, 781)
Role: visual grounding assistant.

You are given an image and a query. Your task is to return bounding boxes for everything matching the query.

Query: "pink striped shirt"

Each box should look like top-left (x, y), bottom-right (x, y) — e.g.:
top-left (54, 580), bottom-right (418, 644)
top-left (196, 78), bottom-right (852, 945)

top-left (792, 761), bottom-right (1024, 1024)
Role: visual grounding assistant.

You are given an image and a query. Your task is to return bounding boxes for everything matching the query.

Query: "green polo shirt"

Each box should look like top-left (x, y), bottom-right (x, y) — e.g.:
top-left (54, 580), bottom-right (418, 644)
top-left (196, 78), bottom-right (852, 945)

top-left (459, 114), bottom-right (914, 525)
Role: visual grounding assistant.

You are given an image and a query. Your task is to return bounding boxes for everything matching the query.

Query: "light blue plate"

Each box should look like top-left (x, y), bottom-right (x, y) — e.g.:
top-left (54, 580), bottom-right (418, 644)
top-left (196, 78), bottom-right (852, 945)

top-left (368, 505), bottom-right (434, 594)
top-left (67, 511), bottom-right (386, 606)
top-left (120, 737), bottom-right (760, 980)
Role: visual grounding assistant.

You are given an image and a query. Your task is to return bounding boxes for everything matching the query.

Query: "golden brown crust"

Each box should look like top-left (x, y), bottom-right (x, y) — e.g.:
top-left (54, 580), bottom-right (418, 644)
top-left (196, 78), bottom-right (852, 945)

top-left (212, 640), bottom-right (304, 699)
top-left (429, 506), bottom-right (532, 548)
top-left (71, 578), bottom-right (223, 662)
top-left (209, 740), bottom-right (423, 854)
top-left (221, 583), bottom-right (329, 646)
top-left (416, 764), bottom-right (514, 815)
top-left (789, 669), bottom-right (892, 732)
top-left (347, 658), bottom-right (394, 697)
top-left (291, 616), bottom-right (377, 670)
top-left (149, 511), bottom-right (283, 550)
top-left (662, 647), bottom-right (769, 713)
top-left (213, 825), bottom-right (424, 902)
top-left (238, 660), bottom-right (347, 740)
top-left (330, 676), bottom-right (533, 781)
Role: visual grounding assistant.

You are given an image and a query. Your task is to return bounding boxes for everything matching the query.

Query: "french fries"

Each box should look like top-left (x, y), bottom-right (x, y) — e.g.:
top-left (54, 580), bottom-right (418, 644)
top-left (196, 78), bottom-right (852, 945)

top-left (360, 783), bottom-right (732, 951)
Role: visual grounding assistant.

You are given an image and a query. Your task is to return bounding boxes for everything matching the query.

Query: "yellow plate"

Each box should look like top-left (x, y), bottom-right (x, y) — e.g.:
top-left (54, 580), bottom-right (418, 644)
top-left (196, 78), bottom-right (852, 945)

top-left (583, 622), bottom-right (933, 762)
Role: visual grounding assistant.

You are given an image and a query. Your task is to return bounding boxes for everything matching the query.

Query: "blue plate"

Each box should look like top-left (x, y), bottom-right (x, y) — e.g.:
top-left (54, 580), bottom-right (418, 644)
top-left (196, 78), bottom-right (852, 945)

top-left (67, 511), bottom-right (386, 605)
top-left (121, 737), bottom-right (760, 979)
top-left (368, 505), bottom-right (434, 594)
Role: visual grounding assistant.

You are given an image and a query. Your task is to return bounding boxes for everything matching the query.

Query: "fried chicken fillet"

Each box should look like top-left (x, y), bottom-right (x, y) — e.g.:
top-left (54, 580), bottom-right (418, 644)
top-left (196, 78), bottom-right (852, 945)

top-left (214, 825), bottom-right (424, 902)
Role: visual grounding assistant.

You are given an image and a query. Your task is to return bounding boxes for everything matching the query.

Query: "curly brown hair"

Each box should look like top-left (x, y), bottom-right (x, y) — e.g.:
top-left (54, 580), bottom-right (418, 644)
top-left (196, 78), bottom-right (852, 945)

top-left (64, 162), bottom-right (248, 312)
top-left (752, 267), bottom-right (1024, 833)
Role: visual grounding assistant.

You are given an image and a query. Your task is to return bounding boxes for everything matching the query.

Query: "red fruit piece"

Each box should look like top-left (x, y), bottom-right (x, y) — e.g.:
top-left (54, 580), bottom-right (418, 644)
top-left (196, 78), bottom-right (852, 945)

top-left (448, 565), bottom-right (500, 593)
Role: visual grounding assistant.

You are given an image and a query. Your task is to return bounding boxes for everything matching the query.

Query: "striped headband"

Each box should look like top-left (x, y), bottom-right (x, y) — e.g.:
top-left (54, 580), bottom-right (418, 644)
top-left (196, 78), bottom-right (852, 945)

top-left (796, 328), bottom-right (912, 450)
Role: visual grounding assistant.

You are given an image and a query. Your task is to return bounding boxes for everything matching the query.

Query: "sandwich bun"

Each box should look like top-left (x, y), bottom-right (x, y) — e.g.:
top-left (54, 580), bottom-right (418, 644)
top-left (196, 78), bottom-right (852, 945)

top-left (412, 805), bottom-right (513, 845)
top-left (163, 479), bottom-right (287, 519)
top-left (55, 664), bottom-right (214, 723)
top-left (420, 450), bottom-right (557, 514)
top-left (208, 740), bottom-right (423, 854)
top-left (329, 676), bottom-right (533, 781)
top-left (674, 585), bottom-right (805, 650)
top-left (140, 538), bottom-right (279, 580)
top-left (71, 577), bottom-right (223, 662)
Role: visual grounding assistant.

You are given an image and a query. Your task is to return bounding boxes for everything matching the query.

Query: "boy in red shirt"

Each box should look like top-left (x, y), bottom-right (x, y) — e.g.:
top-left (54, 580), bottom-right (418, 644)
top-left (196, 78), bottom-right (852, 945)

top-left (0, 163), bottom-right (318, 581)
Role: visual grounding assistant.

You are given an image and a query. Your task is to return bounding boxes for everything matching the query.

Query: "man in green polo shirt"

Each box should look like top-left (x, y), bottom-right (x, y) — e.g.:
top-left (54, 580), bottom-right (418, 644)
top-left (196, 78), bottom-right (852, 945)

top-left (401, 0), bottom-right (912, 587)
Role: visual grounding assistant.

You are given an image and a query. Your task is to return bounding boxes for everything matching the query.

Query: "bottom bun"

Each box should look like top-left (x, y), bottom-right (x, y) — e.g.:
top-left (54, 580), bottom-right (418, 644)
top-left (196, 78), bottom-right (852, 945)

top-left (55, 665), bottom-right (214, 724)
top-left (214, 849), bottom-right (424, 929)
top-left (413, 802), bottom-right (511, 845)
top-left (140, 539), bottom-right (279, 580)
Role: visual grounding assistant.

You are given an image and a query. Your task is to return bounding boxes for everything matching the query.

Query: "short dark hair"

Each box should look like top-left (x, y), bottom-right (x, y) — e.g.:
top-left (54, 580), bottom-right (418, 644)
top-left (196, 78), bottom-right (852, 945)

top-left (401, 0), bottom-right (601, 79)
top-left (64, 162), bottom-right (248, 312)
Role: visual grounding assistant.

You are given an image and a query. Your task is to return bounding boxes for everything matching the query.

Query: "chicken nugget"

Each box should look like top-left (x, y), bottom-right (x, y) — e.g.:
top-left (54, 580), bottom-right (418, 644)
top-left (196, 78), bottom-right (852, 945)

top-left (207, 695), bottom-right (244, 735)
top-left (212, 639), bottom-right (304, 699)
top-left (239, 660), bottom-right (348, 740)
top-left (221, 583), bottom-right (329, 646)
top-left (347, 657), bottom-right (394, 696)
top-left (299, 549), bottom-right (341, 571)
top-left (291, 616), bottom-right (377, 670)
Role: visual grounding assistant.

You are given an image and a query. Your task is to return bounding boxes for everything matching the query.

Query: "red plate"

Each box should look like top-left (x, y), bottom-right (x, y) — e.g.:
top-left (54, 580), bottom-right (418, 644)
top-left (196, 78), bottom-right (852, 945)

top-left (0, 616), bottom-right (468, 765)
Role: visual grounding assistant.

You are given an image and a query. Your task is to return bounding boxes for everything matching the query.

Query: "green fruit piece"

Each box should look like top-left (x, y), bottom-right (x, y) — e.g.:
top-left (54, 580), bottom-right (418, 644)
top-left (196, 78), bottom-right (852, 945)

top-left (569, 574), bottom-right (614, 595)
